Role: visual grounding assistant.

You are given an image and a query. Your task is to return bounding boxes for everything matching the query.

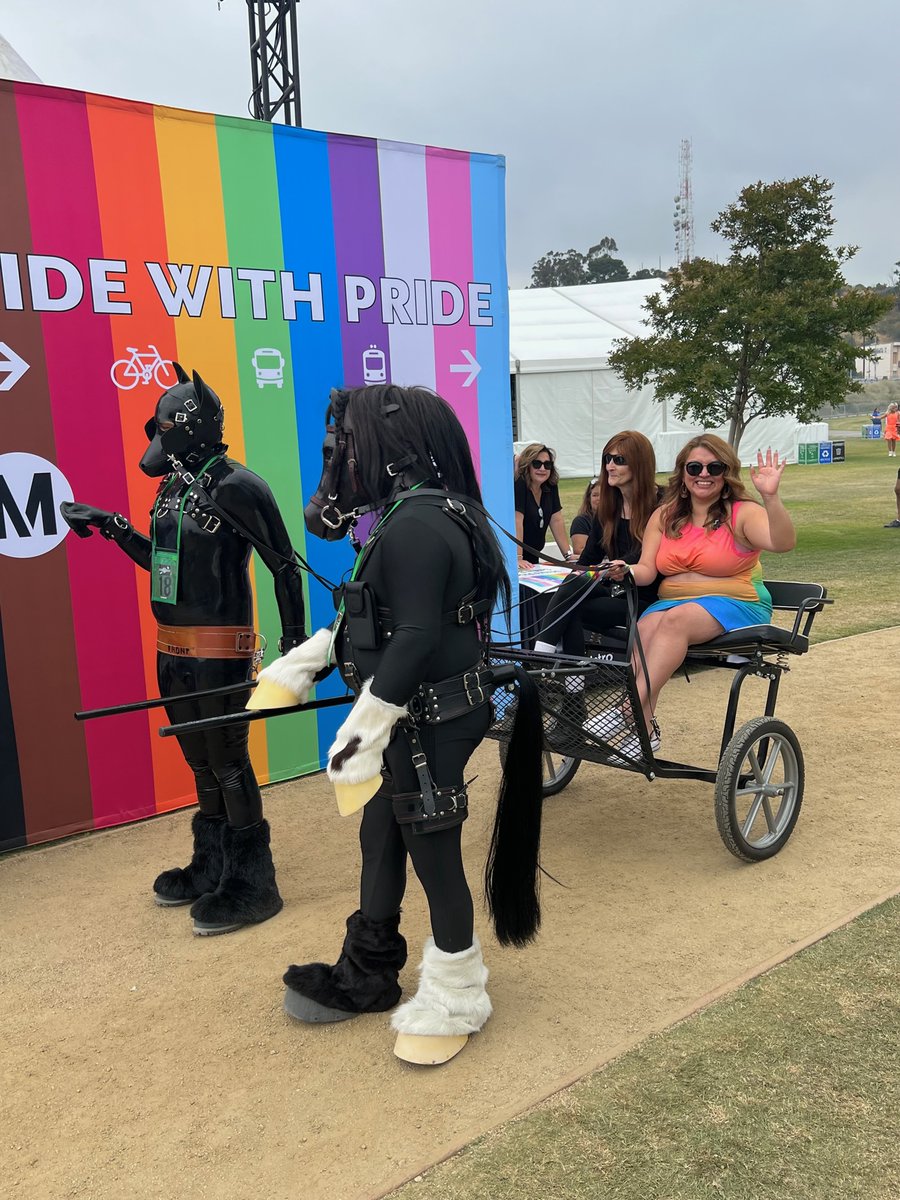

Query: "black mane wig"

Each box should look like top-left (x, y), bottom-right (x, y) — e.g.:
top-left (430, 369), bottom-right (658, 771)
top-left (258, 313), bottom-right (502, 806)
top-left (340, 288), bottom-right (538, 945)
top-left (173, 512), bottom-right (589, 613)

top-left (343, 384), bottom-right (511, 627)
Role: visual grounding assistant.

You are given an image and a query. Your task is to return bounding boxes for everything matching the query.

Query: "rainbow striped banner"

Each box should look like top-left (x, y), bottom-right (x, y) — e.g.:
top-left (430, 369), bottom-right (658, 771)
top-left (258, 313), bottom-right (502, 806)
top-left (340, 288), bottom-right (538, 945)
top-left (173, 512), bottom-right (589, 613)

top-left (0, 81), bottom-right (512, 852)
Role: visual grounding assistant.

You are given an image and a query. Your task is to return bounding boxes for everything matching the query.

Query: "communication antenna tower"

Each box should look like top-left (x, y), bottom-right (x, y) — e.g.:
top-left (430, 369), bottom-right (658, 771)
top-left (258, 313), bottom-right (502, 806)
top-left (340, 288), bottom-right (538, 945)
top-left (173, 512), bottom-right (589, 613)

top-left (219, 1), bottom-right (302, 125)
top-left (673, 137), bottom-right (694, 265)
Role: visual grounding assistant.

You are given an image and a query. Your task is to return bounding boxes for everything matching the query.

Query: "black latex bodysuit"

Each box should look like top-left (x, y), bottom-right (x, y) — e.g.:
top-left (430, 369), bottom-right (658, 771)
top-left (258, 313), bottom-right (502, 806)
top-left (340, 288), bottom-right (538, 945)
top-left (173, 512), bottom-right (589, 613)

top-left (337, 494), bottom-right (491, 953)
top-left (114, 453), bottom-right (306, 827)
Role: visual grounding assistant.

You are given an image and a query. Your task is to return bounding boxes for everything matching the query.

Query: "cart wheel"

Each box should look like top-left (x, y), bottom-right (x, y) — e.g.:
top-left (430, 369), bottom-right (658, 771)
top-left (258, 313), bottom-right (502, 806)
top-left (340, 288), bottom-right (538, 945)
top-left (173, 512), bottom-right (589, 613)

top-left (715, 716), bottom-right (804, 861)
top-left (499, 741), bottom-right (581, 797)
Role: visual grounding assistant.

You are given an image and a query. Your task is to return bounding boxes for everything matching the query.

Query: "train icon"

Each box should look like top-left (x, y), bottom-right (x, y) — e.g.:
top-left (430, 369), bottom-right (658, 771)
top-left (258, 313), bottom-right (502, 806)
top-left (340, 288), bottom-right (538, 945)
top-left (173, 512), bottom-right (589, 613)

top-left (363, 345), bottom-right (386, 385)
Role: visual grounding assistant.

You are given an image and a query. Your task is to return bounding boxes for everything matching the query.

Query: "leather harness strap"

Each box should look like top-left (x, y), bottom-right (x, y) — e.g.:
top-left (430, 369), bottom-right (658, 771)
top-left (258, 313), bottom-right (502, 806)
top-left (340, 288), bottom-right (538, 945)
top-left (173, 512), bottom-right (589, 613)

top-left (156, 624), bottom-right (259, 660)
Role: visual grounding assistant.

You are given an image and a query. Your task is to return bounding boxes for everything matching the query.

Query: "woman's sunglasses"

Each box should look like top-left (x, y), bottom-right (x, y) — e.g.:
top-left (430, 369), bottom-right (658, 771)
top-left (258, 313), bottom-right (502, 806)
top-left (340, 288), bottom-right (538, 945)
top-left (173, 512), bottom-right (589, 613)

top-left (531, 459), bottom-right (554, 470)
top-left (602, 453), bottom-right (627, 466)
top-left (685, 460), bottom-right (727, 477)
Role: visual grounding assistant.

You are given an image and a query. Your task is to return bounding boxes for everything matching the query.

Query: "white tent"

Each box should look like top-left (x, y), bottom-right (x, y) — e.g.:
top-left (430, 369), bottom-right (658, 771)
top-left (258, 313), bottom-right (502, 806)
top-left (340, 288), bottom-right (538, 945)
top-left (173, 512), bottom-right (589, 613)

top-left (0, 35), bottom-right (41, 83)
top-left (509, 280), bottom-right (816, 476)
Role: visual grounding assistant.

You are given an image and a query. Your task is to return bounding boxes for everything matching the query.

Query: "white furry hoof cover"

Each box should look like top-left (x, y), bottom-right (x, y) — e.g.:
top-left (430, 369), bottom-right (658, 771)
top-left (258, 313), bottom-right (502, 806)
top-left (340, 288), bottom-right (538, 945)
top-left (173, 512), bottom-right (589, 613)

top-left (327, 680), bottom-right (407, 787)
top-left (390, 936), bottom-right (492, 1041)
top-left (394, 1032), bottom-right (469, 1066)
top-left (248, 627), bottom-right (333, 709)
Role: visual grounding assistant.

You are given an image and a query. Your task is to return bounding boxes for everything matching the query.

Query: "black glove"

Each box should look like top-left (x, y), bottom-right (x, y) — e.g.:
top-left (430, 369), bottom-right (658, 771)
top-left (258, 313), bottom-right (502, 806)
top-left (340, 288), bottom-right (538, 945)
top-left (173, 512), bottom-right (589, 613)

top-left (60, 502), bottom-right (122, 540)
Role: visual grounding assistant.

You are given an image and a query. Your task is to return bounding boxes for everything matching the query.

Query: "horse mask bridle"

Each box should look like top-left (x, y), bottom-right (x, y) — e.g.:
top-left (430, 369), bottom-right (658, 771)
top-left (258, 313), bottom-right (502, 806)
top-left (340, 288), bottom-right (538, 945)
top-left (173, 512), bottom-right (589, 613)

top-left (304, 388), bottom-right (406, 542)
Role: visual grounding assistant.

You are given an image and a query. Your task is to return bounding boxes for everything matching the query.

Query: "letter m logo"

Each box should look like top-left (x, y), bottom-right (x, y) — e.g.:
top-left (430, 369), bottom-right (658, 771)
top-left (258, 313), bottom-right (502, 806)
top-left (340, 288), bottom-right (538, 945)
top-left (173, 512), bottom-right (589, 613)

top-left (0, 472), bottom-right (57, 538)
top-left (0, 454), bottom-right (74, 559)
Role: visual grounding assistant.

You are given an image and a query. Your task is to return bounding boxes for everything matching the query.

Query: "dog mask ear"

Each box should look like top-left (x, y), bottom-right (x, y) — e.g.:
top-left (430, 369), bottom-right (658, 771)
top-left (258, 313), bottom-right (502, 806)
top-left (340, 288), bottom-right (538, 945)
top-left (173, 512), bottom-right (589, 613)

top-left (172, 361), bottom-right (190, 384)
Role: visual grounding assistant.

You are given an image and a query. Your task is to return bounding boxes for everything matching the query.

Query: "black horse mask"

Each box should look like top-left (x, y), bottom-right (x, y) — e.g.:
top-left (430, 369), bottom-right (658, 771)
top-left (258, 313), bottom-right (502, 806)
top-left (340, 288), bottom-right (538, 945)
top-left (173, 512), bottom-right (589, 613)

top-left (140, 364), bottom-right (226, 477)
top-left (304, 389), bottom-right (367, 541)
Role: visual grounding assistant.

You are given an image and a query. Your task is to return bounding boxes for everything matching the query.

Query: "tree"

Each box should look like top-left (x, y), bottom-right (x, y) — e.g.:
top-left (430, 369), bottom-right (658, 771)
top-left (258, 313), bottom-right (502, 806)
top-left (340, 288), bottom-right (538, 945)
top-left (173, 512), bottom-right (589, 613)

top-left (529, 248), bottom-right (588, 288)
top-left (630, 267), bottom-right (668, 280)
top-left (529, 235), bottom-right (637, 287)
top-left (607, 177), bottom-right (893, 446)
top-left (585, 242), bottom-right (629, 284)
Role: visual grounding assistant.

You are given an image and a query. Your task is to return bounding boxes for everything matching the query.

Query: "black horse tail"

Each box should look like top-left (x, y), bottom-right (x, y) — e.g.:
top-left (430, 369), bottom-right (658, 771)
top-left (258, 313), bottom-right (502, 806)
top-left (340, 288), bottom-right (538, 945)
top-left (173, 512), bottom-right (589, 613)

top-left (484, 665), bottom-right (544, 947)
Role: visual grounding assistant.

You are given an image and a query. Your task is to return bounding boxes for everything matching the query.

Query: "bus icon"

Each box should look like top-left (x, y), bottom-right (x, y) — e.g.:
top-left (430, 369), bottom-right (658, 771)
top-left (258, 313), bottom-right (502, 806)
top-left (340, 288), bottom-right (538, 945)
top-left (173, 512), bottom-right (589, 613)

top-left (363, 345), bottom-right (386, 385)
top-left (252, 348), bottom-right (285, 389)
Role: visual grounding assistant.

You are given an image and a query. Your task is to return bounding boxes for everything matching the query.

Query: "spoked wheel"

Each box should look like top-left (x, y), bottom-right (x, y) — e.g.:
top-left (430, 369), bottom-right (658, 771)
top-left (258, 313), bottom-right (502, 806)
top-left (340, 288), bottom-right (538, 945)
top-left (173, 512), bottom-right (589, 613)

top-left (715, 716), bottom-right (804, 861)
top-left (499, 741), bottom-right (581, 797)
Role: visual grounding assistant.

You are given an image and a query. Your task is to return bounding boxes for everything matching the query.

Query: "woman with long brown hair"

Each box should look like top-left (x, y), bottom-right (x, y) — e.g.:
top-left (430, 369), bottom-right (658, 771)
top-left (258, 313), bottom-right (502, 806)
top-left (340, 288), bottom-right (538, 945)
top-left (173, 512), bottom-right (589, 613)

top-left (533, 432), bottom-right (661, 719)
top-left (599, 434), bottom-right (795, 759)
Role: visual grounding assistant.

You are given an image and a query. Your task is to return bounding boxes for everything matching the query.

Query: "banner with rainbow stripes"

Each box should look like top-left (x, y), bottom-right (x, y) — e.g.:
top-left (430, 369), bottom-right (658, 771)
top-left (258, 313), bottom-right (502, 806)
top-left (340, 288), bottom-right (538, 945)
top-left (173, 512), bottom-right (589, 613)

top-left (0, 80), bottom-right (512, 852)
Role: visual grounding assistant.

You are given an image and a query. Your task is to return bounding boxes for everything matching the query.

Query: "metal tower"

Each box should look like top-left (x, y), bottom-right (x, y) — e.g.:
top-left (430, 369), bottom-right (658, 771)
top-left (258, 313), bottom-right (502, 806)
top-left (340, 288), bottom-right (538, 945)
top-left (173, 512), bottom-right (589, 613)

top-left (243, 1), bottom-right (302, 125)
top-left (673, 138), bottom-right (694, 265)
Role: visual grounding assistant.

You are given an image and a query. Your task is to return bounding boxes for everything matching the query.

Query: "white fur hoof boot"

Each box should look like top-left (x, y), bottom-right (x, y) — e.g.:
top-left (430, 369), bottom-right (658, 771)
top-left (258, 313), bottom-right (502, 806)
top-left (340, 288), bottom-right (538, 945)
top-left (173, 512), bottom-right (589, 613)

top-left (391, 936), bottom-right (491, 1067)
top-left (393, 1032), bottom-right (469, 1065)
top-left (248, 627), bottom-right (333, 710)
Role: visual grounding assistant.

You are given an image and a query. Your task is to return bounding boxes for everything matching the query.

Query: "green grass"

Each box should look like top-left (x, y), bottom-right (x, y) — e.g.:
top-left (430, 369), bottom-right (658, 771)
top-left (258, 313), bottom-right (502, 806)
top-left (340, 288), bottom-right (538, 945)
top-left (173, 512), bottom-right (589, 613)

top-left (558, 436), bottom-right (900, 642)
top-left (391, 896), bottom-right (900, 1200)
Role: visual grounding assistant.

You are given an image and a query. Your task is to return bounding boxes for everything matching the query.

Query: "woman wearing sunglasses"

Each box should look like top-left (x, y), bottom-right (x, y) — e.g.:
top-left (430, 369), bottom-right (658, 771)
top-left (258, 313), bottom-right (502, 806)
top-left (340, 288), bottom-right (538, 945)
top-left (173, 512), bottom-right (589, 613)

top-left (514, 444), bottom-right (572, 567)
top-left (599, 434), bottom-right (795, 758)
top-left (533, 432), bottom-right (661, 705)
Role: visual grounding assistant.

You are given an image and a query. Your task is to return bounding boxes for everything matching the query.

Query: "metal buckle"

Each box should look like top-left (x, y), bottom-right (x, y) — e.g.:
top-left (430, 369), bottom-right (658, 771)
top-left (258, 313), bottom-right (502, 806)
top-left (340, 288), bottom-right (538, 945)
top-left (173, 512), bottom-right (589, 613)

top-left (174, 412), bottom-right (188, 423)
top-left (411, 751), bottom-right (429, 771)
top-left (386, 461), bottom-right (402, 477)
top-left (321, 505), bottom-right (345, 530)
top-left (199, 512), bottom-right (221, 533)
top-left (462, 670), bottom-right (485, 706)
top-left (457, 602), bottom-right (475, 625)
top-left (183, 398), bottom-right (198, 412)
top-left (235, 631), bottom-right (256, 653)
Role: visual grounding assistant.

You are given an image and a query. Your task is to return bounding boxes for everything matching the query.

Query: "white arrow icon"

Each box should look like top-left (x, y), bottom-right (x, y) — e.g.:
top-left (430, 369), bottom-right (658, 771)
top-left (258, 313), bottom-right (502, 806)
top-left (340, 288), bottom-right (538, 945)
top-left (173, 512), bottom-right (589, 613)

top-left (449, 349), bottom-right (481, 388)
top-left (0, 342), bottom-right (30, 392)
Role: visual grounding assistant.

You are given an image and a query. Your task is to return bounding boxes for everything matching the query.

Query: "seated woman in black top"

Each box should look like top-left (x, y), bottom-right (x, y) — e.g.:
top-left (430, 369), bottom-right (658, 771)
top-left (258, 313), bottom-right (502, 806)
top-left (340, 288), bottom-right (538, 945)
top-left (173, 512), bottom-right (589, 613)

top-left (534, 430), bottom-right (661, 661)
top-left (514, 443), bottom-right (574, 566)
top-left (569, 477), bottom-right (601, 558)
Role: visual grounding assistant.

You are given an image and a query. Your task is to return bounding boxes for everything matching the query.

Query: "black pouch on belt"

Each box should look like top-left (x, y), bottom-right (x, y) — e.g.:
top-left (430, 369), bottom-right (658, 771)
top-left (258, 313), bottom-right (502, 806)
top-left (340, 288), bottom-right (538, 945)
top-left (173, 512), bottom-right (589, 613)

top-left (341, 580), bottom-right (382, 651)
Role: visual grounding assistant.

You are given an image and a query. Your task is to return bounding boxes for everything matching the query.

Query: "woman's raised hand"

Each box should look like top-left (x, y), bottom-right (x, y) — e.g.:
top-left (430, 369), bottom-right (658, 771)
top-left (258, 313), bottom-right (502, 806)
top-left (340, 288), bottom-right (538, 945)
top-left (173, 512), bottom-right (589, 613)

top-left (749, 447), bottom-right (787, 497)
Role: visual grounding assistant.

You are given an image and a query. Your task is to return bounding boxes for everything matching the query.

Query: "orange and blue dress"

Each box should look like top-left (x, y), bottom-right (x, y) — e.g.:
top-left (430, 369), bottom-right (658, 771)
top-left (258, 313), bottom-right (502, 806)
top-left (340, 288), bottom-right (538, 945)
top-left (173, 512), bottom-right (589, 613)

top-left (642, 501), bottom-right (772, 631)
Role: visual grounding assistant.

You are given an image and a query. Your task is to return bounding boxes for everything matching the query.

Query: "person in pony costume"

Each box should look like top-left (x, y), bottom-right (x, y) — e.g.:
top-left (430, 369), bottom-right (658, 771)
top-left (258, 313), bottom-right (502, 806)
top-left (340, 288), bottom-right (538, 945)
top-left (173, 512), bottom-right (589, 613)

top-left (251, 384), bottom-right (544, 1065)
top-left (60, 366), bottom-right (306, 935)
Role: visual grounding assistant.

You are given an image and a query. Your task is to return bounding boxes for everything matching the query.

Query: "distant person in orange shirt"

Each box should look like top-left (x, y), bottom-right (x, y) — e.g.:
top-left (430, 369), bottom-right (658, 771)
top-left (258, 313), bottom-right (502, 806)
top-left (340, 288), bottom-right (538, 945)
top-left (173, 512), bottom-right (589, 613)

top-left (883, 403), bottom-right (899, 457)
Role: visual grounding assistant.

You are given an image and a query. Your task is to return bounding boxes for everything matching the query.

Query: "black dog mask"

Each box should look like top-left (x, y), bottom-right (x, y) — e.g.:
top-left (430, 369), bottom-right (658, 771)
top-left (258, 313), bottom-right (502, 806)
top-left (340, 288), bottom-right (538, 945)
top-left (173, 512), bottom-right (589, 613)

top-left (140, 365), bottom-right (226, 477)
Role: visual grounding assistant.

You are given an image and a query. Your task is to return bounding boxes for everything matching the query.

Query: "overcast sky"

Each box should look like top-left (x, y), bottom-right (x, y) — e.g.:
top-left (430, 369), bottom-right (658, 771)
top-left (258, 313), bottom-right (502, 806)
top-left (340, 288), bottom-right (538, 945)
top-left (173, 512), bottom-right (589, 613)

top-left (2, 0), bottom-right (895, 287)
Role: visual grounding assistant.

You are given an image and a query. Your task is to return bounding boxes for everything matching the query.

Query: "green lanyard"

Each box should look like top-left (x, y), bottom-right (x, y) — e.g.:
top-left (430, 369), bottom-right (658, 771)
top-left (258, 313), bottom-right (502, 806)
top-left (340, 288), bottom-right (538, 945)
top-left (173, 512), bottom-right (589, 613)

top-left (150, 454), bottom-right (222, 604)
top-left (327, 483), bottom-right (424, 665)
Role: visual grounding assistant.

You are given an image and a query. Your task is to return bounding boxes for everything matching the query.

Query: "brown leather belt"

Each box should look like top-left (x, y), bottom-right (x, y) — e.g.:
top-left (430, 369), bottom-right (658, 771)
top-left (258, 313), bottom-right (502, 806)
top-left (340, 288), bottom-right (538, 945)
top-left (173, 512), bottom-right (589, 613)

top-left (156, 624), bottom-right (259, 659)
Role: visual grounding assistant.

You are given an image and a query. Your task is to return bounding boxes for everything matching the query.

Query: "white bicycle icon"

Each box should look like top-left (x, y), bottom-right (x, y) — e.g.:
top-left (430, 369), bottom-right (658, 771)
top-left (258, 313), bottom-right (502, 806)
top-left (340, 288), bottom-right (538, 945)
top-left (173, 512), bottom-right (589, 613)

top-left (110, 345), bottom-right (177, 391)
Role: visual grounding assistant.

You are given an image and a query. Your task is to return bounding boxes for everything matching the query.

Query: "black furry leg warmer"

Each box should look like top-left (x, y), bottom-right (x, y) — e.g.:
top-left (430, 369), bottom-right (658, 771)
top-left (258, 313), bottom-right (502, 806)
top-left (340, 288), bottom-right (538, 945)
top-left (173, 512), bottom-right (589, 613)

top-left (283, 910), bottom-right (408, 1014)
top-left (189, 819), bottom-right (283, 931)
top-left (153, 811), bottom-right (225, 905)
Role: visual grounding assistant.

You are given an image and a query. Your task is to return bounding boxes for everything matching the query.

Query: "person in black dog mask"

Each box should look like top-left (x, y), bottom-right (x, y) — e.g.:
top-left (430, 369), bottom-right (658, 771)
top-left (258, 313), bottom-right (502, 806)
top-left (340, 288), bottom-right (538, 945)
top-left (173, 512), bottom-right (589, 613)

top-left (60, 365), bottom-right (307, 936)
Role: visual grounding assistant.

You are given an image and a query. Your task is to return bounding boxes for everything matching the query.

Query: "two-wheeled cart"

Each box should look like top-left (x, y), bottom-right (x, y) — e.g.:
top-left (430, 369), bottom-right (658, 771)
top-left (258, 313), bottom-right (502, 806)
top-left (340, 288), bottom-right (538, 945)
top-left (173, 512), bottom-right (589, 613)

top-left (487, 580), bottom-right (830, 861)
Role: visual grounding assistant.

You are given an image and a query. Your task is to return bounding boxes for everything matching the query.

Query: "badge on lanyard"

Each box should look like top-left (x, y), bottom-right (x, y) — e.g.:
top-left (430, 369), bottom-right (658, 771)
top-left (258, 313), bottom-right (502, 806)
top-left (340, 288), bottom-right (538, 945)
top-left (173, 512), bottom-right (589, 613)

top-left (150, 453), bottom-right (222, 606)
top-left (151, 548), bottom-right (180, 603)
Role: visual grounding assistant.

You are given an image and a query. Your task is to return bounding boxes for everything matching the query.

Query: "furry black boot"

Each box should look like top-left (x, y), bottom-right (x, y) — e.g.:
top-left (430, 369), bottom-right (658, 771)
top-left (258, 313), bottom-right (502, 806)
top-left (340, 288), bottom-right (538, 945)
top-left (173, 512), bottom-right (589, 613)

top-left (283, 910), bottom-right (408, 1023)
top-left (153, 812), bottom-right (226, 907)
top-left (189, 819), bottom-right (283, 936)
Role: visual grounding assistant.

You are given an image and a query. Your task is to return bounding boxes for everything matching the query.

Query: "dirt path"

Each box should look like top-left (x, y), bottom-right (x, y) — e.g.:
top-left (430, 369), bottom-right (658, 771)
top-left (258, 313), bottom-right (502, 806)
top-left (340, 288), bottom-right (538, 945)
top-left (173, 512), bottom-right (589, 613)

top-left (2, 630), bottom-right (897, 1200)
